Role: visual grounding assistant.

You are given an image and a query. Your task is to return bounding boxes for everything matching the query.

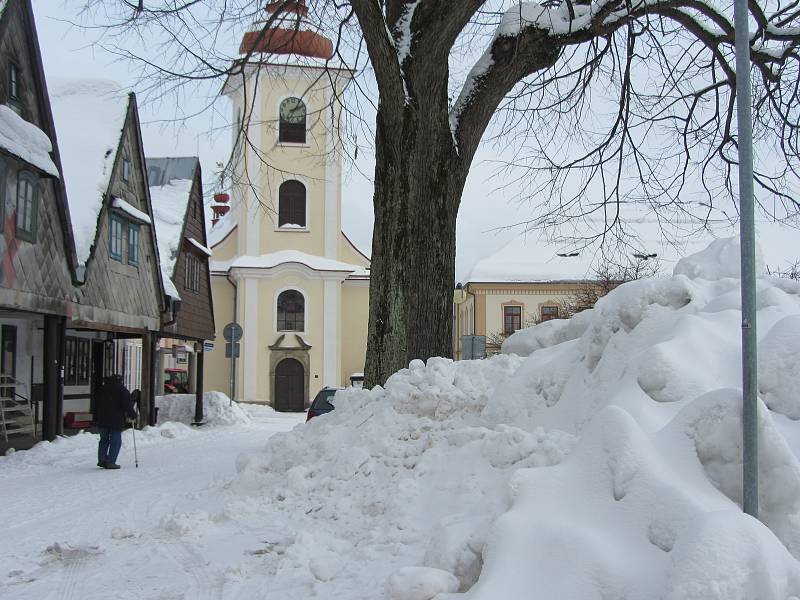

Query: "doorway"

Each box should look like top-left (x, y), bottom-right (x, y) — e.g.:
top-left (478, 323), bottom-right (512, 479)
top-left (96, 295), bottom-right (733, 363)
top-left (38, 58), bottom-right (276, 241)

top-left (274, 358), bottom-right (304, 412)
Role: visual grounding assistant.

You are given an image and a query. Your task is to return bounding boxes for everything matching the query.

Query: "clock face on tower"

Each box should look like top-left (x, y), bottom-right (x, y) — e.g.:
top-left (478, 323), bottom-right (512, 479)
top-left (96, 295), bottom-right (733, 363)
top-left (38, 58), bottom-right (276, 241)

top-left (280, 97), bottom-right (306, 124)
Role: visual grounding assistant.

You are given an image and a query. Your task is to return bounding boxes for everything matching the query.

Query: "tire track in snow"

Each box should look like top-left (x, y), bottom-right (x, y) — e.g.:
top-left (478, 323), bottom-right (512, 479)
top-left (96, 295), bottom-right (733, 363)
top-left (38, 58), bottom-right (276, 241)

top-left (162, 541), bottom-right (222, 600)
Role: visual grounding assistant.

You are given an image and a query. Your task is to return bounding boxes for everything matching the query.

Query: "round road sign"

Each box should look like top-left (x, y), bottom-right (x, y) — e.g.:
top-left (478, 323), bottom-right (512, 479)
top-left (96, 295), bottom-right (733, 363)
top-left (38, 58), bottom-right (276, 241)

top-left (223, 322), bottom-right (243, 342)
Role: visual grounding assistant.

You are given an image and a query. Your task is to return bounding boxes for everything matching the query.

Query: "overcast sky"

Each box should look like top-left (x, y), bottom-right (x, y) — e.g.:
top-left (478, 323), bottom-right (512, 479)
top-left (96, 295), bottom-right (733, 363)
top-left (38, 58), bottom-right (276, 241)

top-left (31, 1), bottom-right (531, 281)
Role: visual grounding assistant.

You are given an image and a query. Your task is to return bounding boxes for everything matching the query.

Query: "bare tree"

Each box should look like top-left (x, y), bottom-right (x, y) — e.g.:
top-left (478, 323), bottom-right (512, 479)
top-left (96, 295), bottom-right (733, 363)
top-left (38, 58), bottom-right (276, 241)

top-left (767, 260), bottom-right (800, 280)
top-left (559, 257), bottom-right (661, 317)
top-left (77, 0), bottom-right (800, 385)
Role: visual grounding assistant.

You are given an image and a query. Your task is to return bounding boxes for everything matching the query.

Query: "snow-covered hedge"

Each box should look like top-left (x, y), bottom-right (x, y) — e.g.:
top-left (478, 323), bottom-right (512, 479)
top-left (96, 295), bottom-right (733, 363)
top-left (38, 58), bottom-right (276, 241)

top-left (230, 237), bottom-right (800, 599)
top-left (155, 391), bottom-right (251, 426)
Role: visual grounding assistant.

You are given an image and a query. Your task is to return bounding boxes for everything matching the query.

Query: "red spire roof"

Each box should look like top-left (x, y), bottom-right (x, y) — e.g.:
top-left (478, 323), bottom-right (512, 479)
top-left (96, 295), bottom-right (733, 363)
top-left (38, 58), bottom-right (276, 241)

top-left (239, 1), bottom-right (334, 60)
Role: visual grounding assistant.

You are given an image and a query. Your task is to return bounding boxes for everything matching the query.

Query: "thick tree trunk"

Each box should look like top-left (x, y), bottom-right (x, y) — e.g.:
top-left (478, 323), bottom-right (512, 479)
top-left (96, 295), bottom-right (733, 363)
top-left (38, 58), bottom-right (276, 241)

top-left (365, 103), bottom-right (467, 386)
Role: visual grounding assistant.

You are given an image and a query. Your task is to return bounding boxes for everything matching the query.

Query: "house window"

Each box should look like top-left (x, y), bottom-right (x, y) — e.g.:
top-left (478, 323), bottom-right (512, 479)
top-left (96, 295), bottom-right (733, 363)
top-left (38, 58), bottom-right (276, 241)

top-left (1, 325), bottom-right (17, 398)
top-left (184, 253), bottom-right (201, 292)
top-left (503, 305), bottom-right (522, 335)
top-left (541, 306), bottom-right (559, 322)
top-left (278, 180), bottom-right (306, 228)
top-left (109, 214), bottom-right (124, 261)
top-left (277, 290), bottom-right (305, 331)
top-left (127, 223), bottom-right (140, 265)
top-left (15, 171), bottom-right (38, 241)
top-left (8, 62), bottom-right (20, 103)
top-left (279, 97), bottom-right (306, 144)
top-left (65, 337), bottom-right (77, 386)
top-left (77, 339), bottom-right (90, 385)
top-left (122, 158), bottom-right (131, 182)
top-left (104, 340), bottom-right (115, 377)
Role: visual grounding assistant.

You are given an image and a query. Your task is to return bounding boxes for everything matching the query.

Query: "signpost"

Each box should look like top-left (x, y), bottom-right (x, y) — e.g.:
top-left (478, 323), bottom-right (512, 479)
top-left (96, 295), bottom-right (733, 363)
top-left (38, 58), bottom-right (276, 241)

top-left (223, 322), bottom-right (243, 406)
top-left (733, 0), bottom-right (758, 519)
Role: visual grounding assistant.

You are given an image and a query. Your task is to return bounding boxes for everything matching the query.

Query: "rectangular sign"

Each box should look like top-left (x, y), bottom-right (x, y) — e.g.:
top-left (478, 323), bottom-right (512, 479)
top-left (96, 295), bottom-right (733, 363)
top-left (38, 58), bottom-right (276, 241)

top-left (225, 342), bottom-right (240, 358)
top-left (203, 341), bottom-right (214, 353)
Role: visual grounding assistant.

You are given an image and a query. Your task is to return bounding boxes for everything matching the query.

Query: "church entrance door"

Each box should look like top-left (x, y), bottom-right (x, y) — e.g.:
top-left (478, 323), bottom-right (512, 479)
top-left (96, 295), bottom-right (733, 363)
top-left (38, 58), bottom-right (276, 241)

top-left (274, 358), bottom-right (304, 412)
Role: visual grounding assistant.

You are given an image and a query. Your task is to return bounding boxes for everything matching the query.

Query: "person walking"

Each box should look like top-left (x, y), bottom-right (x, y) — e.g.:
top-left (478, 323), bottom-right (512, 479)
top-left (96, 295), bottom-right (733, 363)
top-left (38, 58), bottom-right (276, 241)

top-left (95, 374), bottom-right (137, 470)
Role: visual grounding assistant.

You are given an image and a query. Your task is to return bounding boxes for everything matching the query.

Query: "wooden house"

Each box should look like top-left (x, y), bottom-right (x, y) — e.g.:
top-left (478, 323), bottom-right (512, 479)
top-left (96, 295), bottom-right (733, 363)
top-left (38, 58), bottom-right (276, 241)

top-left (50, 79), bottom-right (166, 427)
top-left (0, 0), bottom-right (78, 445)
top-left (147, 156), bottom-right (215, 421)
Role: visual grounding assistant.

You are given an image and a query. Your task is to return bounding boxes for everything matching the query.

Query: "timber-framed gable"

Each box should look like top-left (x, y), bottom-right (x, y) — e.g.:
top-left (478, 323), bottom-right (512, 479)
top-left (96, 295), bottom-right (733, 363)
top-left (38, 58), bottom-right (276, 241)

top-left (0, 0), bottom-right (77, 316)
top-left (148, 156), bottom-right (216, 341)
top-left (72, 96), bottom-right (165, 332)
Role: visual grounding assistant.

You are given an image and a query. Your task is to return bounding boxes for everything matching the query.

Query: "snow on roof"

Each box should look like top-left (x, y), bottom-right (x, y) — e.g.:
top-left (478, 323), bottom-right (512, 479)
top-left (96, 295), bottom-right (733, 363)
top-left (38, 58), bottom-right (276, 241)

top-left (112, 197), bottom-right (151, 224)
top-left (161, 268), bottom-right (181, 301)
top-left (208, 211), bottom-right (237, 248)
top-left (188, 237), bottom-right (212, 256)
top-left (50, 78), bottom-right (129, 267)
top-left (0, 105), bottom-right (59, 176)
top-left (149, 178), bottom-right (193, 290)
top-left (465, 214), bottom-right (800, 284)
top-left (211, 250), bottom-right (364, 274)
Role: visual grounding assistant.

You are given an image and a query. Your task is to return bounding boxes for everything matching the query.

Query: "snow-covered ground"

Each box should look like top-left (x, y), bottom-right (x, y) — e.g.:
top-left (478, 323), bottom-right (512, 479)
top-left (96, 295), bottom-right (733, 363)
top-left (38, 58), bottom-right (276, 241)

top-left (2, 237), bottom-right (800, 600)
top-left (0, 403), bottom-right (304, 600)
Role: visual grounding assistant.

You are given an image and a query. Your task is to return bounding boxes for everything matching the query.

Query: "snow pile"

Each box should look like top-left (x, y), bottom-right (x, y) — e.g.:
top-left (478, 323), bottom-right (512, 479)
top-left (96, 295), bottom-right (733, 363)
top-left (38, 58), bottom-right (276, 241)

top-left (155, 391), bottom-right (252, 426)
top-left (50, 79), bottom-right (129, 267)
top-left (0, 105), bottom-right (59, 176)
top-left (227, 236), bottom-right (800, 599)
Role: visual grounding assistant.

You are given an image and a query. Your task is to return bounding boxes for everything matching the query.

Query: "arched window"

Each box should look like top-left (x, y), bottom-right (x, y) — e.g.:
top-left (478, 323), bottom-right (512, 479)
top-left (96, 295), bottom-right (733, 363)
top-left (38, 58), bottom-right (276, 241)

top-left (278, 180), bottom-right (306, 228)
top-left (15, 170), bottom-right (38, 241)
top-left (279, 97), bottom-right (306, 144)
top-left (277, 290), bottom-right (305, 331)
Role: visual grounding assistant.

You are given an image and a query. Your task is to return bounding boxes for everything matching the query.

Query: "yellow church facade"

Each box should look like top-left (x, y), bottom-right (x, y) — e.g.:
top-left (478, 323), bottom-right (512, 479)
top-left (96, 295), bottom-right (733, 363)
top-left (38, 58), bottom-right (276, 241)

top-left (203, 5), bottom-right (370, 410)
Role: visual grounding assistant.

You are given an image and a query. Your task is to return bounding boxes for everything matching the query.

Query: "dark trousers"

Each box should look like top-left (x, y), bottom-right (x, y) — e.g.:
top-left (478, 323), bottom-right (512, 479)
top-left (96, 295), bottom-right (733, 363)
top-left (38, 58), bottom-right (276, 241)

top-left (98, 428), bottom-right (122, 465)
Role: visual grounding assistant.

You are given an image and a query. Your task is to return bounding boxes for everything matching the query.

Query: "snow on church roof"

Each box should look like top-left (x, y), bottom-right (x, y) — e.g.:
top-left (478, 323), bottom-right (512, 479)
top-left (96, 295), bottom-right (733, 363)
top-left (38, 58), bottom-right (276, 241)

top-left (465, 213), bottom-right (800, 284)
top-left (50, 78), bottom-right (129, 267)
top-left (0, 105), bottom-right (59, 176)
top-left (211, 250), bottom-right (364, 274)
top-left (208, 210), bottom-right (237, 248)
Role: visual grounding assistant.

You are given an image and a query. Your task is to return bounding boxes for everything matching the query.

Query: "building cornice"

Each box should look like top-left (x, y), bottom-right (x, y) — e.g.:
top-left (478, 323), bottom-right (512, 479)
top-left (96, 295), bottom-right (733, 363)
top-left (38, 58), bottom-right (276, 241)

top-left (229, 262), bottom-right (351, 282)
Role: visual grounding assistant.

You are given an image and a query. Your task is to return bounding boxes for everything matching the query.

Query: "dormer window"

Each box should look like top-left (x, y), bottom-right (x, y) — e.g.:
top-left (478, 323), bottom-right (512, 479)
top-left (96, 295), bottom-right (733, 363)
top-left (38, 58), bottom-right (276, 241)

top-left (15, 171), bottom-right (38, 242)
top-left (279, 97), bottom-right (306, 144)
top-left (109, 214), bottom-right (124, 260)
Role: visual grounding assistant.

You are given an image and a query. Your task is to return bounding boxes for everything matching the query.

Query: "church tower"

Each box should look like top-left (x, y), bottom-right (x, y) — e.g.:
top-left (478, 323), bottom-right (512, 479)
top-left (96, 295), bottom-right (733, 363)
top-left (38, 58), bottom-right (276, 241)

top-left (204, 1), bottom-right (370, 409)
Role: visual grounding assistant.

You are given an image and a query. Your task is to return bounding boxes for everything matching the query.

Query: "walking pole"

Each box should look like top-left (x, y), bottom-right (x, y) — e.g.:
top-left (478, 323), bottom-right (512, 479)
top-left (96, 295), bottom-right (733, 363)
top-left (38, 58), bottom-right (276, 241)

top-left (131, 420), bottom-right (139, 468)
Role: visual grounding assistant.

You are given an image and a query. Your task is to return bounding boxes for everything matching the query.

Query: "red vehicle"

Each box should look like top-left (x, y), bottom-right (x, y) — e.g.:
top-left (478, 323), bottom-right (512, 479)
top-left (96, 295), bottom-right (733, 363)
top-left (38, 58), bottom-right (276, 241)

top-left (164, 369), bottom-right (189, 394)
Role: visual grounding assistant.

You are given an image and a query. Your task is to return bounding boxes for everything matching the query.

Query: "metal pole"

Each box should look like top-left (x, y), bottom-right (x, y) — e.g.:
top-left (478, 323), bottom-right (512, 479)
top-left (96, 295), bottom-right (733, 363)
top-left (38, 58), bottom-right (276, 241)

top-left (733, 0), bottom-right (758, 518)
top-left (194, 348), bottom-right (204, 423)
top-left (229, 354), bottom-right (235, 407)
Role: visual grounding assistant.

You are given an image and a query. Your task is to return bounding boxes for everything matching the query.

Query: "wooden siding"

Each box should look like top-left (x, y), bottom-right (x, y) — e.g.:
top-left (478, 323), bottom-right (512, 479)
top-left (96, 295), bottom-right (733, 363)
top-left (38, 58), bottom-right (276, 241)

top-left (163, 164), bottom-right (216, 341)
top-left (76, 101), bottom-right (162, 329)
top-left (0, 0), bottom-right (74, 316)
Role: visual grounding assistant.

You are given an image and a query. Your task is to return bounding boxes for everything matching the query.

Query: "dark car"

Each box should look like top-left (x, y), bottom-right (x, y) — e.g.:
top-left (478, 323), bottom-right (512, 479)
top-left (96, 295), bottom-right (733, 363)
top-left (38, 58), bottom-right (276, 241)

top-left (306, 387), bottom-right (344, 422)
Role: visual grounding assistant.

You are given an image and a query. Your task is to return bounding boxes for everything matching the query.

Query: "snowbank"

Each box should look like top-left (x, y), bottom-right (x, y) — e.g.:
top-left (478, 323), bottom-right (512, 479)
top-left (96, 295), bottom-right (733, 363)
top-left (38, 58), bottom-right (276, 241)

top-left (155, 391), bottom-right (251, 426)
top-left (228, 237), bottom-right (800, 598)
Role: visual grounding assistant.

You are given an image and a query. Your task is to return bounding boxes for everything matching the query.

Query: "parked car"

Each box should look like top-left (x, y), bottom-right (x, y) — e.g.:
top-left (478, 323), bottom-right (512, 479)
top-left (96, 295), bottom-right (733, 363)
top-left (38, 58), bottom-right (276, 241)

top-left (306, 387), bottom-right (344, 421)
top-left (164, 368), bottom-right (189, 394)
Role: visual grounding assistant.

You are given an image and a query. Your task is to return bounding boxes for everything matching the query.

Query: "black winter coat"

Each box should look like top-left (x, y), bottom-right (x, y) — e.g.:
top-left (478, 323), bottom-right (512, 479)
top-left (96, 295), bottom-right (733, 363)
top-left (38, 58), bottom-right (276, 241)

top-left (95, 376), bottom-right (137, 431)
